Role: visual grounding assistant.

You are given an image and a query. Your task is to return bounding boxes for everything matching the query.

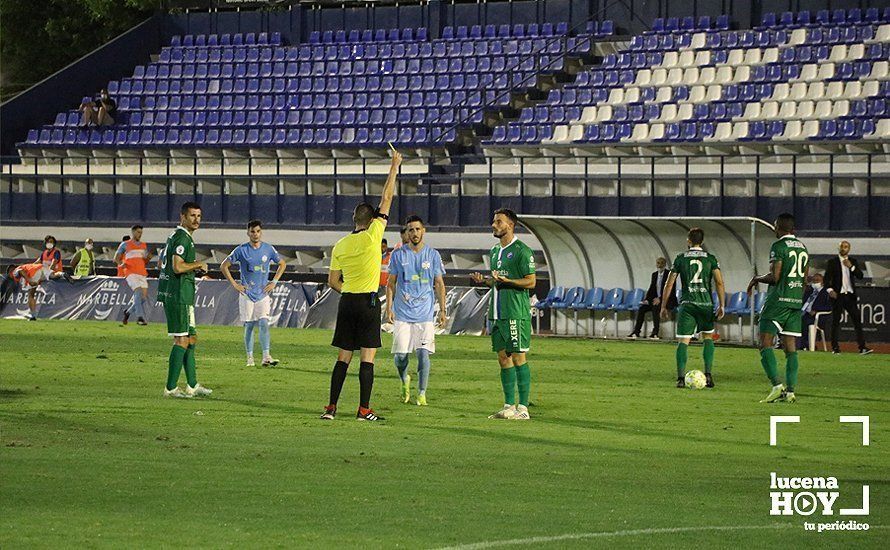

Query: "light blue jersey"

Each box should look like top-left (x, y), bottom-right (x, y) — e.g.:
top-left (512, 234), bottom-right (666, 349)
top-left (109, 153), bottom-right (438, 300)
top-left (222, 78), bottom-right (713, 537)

top-left (227, 242), bottom-right (281, 302)
top-left (389, 244), bottom-right (445, 323)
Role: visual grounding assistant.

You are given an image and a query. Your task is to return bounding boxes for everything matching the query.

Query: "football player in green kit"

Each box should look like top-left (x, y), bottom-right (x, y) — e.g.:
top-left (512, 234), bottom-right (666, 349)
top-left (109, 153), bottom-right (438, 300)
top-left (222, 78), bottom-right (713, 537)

top-left (471, 209), bottom-right (536, 420)
top-left (157, 201), bottom-right (213, 398)
top-left (748, 213), bottom-right (808, 404)
top-left (661, 227), bottom-right (725, 388)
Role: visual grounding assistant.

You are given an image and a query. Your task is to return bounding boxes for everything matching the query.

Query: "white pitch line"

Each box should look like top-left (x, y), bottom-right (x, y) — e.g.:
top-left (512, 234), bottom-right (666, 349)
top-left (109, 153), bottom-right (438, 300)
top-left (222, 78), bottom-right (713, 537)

top-left (433, 524), bottom-right (790, 550)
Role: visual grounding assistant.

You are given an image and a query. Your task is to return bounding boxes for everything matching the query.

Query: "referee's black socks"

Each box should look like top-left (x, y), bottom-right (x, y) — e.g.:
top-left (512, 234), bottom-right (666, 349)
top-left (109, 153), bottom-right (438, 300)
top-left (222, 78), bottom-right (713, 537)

top-left (329, 360), bottom-right (349, 406)
top-left (359, 362), bottom-right (374, 409)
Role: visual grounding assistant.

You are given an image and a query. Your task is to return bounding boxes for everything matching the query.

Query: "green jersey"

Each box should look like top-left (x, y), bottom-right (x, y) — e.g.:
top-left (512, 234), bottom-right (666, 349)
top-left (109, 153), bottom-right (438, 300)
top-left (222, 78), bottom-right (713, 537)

top-left (671, 247), bottom-right (720, 306)
top-left (764, 235), bottom-right (809, 310)
top-left (157, 226), bottom-right (196, 305)
top-left (489, 238), bottom-right (536, 321)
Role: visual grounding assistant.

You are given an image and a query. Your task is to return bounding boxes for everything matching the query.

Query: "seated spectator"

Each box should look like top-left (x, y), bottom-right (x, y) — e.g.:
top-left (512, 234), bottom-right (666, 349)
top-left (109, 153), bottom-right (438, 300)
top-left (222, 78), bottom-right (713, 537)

top-left (798, 273), bottom-right (832, 350)
top-left (70, 238), bottom-right (96, 279)
top-left (627, 257), bottom-right (675, 339)
top-left (79, 89), bottom-right (116, 127)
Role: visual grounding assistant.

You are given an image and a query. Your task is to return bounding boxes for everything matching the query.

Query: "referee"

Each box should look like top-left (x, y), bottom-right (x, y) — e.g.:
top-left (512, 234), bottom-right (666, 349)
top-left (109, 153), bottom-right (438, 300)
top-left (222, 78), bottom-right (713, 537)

top-left (321, 150), bottom-right (402, 421)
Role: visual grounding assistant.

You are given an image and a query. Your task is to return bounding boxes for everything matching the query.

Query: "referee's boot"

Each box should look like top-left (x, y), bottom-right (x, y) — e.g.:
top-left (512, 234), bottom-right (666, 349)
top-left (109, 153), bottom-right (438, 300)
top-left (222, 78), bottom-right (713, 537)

top-left (356, 407), bottom-right (384, 421)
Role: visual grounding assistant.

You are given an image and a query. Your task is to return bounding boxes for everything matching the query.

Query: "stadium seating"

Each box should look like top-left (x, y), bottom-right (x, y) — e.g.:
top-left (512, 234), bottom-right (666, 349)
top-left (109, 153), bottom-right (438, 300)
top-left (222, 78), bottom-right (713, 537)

top-left (485, 8), bottom-right (890, 153)
top-left (17, 22), bottom-right (614, 158)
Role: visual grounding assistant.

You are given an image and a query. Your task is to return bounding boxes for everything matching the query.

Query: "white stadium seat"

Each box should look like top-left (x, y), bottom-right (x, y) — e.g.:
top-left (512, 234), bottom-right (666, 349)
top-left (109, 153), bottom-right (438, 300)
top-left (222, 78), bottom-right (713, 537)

top-left (798, 64), bottom-right (818, 82)
top-left (829, 45), bottom-right (847, 62)
top-left (580, 106), bottom-right (597, 124)
top-left (689, 32), bottom-right (707, 49)
top-left (655, 86), bottom-right (673, 103)
top-left (682, 68), bottom-right (700, 85)
top-left (805, 82), bottom-right (826, 100)
top-left (726, 49), bottom-right (744, 66)
top-left (666, 68), bottom-right (683, 85)
top-left (652, 68), bottom-right (668, 86)
top-left (817, 63), bottom-right (835, 81)
top-left (874, 119), bottom-right (890, 139)
top-left (635, 69), bottom-right (653, 87)
top-left (772, 83), bottom-right (790, 101)
top-left (843, 81), bottom-right (863, 99)
top-left (694, 50), bottom-right (711, 67)
top-left (595, 105), bottom-right (612, 122)
top-left (871, 24), bottom-right (890, 43)
top-left (687, 85), bottom-right (706, 102)
top-left (760, 101), bottom-right (780, 120)
top-left (705, 84), bottom-right (723, 101)
top-left (861, 80), bottom-right (879, 98)
top-left (826, 80), bottom-right (845, 98)
top-left (789, 82), bottom-right (808, 100)
top-left (761, 48), bottom-right (779, 64)
top-left (661, 51), bottom-right (678, 68)
top-left (731, 122), bottom-right (750, 140)
top-left (800, 120), bottom-right (821, 140)
top-left (733, 65), bottom-right (750, 82)
top-left (607, 88), bottom-right (625, 105)
top-left (778, 101), bottom-right (797, 119)
top-left (743, 102), bottom-right (762, 120)
top-left (628, 124), bottom-right (650, 142)
top-left (677, 51), bottom-right (695, 68)
top-left (660, 103), bottom-right (679, 122)
top-left (813, 100), bottom-right (832, 119)
top-left (623, 87), bottom-right (641, 103)
top-left (789, 28), bottom-right (807, 46)
top-left (713, 122), bottom-right (733, 141)
top-left (715, 66), bottom-right (733, 84)
top-left (774, 120), bottom-right (801, 141)
top-left (550, 125), bottom-right (570, 144)
top-left (743, 49), bottom-right (762, 66)
top-left (699, 66), bottom-right (716, 85)
top-left (846, 44), bottom-right (864, 62)
top-left (795, 100), bottom-right (815, 119)
top-left (830, 100), bottom-right (850, 118)
top-left (568, 124), bottom-right (585, 142)
top-left (872, 61), bottom-right (889, 80)
top-left (647, 123), bottom-right (665, 141)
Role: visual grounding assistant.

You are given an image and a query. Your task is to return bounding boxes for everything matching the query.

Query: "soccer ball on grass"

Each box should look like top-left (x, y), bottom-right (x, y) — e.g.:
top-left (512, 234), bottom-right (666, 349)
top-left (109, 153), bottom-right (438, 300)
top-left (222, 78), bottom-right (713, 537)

top-left (684, 370), bottom-right (707, 390)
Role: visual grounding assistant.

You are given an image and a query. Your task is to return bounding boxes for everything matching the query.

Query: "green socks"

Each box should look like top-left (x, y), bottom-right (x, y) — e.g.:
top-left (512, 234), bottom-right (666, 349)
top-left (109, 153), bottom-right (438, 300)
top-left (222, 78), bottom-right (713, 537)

top-left (515, 364), bottom-right (531, 407)
top-left (702, 339), bottom-right (715, 374)
top-left (785, 351), bottom-right (799, 393)
top-left (676, 343), bottom-right (688, 378)
top-left (499, 366), bottom-right (517, 405)
top-left (760, 348), bottom-right (780, 386)
top-left (166, 345), bottom-right (187, 390)
top-left (184, 344), bottom-right (198, 388)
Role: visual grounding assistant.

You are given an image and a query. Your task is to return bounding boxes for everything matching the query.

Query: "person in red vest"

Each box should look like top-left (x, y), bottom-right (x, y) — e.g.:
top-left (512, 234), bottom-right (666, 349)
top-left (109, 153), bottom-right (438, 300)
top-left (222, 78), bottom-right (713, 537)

top-left (12, 261), bottom-right (53, 321)
top-left (115, 225), bottom-right (154, 325)
top-left (37, 235), bottom-right (63, 273)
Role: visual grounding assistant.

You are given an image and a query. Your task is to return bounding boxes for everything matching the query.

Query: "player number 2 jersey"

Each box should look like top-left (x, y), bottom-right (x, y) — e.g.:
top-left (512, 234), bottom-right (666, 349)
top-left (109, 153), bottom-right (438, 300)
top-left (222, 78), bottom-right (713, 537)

top-left (765, 235), bottom-right (809, 309)
top-left (489, 238), bottom-right (535, 321)
top-left (157, 226), bottom-right (196, 305)
top-left (671, 247), bottom-right (719, 306)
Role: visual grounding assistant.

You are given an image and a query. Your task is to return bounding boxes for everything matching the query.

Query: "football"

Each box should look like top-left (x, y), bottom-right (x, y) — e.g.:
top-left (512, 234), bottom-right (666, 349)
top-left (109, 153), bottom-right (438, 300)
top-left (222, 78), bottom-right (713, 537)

top-left (684, 370), bottom-right (707, 390)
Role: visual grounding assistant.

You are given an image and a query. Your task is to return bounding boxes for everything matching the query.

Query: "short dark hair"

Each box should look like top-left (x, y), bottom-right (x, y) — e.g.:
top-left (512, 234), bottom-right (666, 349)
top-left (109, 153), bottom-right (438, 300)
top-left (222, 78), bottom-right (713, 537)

top-left (131, 224), bottom-right (143, 231)
top-left (494, 208), bottom-right (519, 225)
top-left (404, 215), bottom-right (425, 227)
top-left (44, 235), bottom-right (56, 243)
top-left (248, 219), bottom-right (262, 230)
top-left (382, 238), bottom-right (388, 245)
top-left (776, 213), bottom-right (795, 233)
top-left (180, 201), bottom-right (201, 215)
top-left (353, 202), bottom-right (375, 226)
top-left (122, 235), bottom-right (131, 242)
top-left (400, 226), bottom-right (408, 235)
top-left (688, 227), bottom-right (704, 246)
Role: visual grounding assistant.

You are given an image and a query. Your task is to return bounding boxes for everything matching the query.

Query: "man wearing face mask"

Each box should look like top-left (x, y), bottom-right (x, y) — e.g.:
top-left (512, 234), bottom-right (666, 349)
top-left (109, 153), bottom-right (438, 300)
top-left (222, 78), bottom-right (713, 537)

top-left (798, 273), bottom-right (831, 350)
top-left (70, 239), bottom-right (96, 279)
top-left (16, 236), bottom-right (64, 320)
top-left (823, 240), bottom-right (872, 355)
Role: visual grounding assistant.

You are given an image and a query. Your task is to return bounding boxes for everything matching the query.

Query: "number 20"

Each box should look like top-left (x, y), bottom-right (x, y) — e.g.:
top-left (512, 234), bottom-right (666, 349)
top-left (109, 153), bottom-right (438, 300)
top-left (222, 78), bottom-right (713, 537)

top-left (788, 250), bottom-right (808, 278)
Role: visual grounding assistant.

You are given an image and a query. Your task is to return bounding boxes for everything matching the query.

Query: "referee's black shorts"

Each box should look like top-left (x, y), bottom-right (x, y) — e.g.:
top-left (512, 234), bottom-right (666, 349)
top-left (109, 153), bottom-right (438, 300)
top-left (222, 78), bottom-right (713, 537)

top-left (331, 292), bottom-right (382, 350)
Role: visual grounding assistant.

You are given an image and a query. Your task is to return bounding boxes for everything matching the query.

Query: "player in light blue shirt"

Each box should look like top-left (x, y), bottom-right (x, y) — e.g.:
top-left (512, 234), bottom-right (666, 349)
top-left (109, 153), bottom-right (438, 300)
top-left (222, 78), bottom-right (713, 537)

top-left (221, 220), bottom-right (287, 367)
top-left (385, 215), bottom-right (447, 405)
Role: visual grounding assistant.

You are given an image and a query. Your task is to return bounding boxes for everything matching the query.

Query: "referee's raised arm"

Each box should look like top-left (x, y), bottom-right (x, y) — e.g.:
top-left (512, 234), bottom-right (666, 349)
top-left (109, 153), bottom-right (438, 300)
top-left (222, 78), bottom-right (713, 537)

top-left (376, 150), bottom-right (402, 226)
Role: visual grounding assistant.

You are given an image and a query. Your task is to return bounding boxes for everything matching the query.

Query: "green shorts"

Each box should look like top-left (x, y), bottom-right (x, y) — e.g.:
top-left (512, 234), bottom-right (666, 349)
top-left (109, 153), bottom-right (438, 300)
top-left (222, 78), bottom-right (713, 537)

top-left (675, 303), bottom-right (715, 338)
top-left (163, 302), bottom-right (196, 337)
top-left (490, 318), bottom-right (531, 354)
top-left (759, 303), bottom-right (802, 337)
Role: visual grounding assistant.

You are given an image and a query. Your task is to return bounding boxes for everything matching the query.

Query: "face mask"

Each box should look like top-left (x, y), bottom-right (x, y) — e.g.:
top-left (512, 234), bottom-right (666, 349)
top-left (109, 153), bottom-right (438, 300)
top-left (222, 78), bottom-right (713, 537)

top-left (85, 244), bottom-right (93, 251)
top-left (812, 283), bottom-right (822, 291)
top-left (45, 242), bottom-right (54, 250)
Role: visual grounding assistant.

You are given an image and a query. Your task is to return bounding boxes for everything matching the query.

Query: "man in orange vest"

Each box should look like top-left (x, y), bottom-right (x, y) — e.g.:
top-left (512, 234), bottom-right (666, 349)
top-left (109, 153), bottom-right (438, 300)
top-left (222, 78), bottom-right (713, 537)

top-left (115, 225), bottom-right (154, 325)
top-left (12, 261), bottom-right (53, 320)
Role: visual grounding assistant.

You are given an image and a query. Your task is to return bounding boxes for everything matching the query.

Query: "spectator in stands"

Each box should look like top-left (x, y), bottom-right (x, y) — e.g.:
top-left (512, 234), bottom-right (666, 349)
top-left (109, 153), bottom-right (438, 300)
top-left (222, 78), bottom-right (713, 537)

top-left (627, 257), bottom-right (673, 339)
top-left (70, 238), bottom-right (96, 279)
top-left (79, 89), bottom-right (116, 127)
top-left (824, 241), bottom-right (872, 355)
top-left (380, 238), bottom-right (392, 288)
top-left (798, 273), bottom-right (831, 350)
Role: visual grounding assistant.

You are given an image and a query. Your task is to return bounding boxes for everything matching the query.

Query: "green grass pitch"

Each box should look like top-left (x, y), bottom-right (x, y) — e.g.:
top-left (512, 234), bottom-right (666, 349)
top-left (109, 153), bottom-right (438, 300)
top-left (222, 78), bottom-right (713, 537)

top-left (1, 319), bottom-right (887, 548)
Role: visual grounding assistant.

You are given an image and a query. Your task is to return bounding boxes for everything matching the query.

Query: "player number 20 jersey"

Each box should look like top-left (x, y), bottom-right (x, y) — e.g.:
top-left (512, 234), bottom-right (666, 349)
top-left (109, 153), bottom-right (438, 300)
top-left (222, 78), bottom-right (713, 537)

top-left (765, 235), bottom-right (809, 309)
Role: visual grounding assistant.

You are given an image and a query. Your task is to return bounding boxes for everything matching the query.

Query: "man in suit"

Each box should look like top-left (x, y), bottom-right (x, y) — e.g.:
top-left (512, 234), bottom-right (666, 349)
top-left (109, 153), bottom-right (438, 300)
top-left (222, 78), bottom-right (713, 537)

top-left (823, 241), bottom-right (872, 355)
top-left (627, 257), bottom-right (674, 339)
top-left (798, 273), bottom-right (832, 350)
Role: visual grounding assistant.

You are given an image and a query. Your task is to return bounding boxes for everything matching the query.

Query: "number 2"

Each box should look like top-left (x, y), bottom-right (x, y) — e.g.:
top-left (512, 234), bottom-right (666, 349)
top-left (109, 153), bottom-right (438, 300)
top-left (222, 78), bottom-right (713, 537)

top-left (690, 259), bottom-right (703, 283)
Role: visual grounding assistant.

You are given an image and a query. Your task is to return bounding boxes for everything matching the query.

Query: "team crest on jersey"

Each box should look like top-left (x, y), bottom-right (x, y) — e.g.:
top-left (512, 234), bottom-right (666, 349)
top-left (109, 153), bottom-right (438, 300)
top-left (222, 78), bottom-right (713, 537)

top-left (175, 245), bottom-right (185, 255)
top-left (262, 255), bottom-right (268, 262)
top-left (422, 261), bottom-right (431, 269)
top-left (507, 252), bottom-right (514, 259)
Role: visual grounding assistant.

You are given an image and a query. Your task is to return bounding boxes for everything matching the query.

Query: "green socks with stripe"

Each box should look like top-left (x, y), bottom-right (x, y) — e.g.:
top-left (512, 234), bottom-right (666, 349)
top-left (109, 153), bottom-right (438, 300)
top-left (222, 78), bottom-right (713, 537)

top-left (499, 366), bottom-right (517, 405)
top-left (676, 343), bottom-right (688, 378)
top-left (760, 348), bottom-right (780, 386)
top-left (702, 339), bottom-right (715, 374)
top-left (184, 344), bottom-right (198, 388)
top-left (785, 351), bottom-right (799, 393)
top-left (515, 364), bottom-right (531, 407)
top-left (166, 345), bottom-right (186, 391)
